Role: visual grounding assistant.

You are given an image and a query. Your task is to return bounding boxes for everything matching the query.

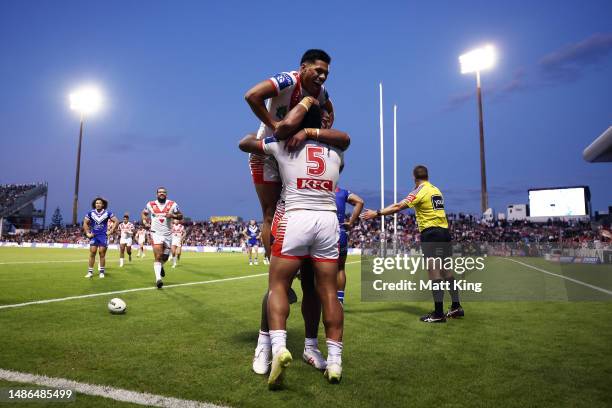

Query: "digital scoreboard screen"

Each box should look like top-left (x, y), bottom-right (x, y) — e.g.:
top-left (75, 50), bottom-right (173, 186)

top-left (528, 187), bottom-right (587, 217)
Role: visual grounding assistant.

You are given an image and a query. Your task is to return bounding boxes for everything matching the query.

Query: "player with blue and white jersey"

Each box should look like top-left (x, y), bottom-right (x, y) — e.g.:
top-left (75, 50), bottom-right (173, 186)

top-left (243, 220), bottom-right (262, 265)
top-left (244, 49), bottom-right (335, 266)
top-left (335, 187), bottom-right (364, 305)
top-left (83, 197), bottom-right (118, 279)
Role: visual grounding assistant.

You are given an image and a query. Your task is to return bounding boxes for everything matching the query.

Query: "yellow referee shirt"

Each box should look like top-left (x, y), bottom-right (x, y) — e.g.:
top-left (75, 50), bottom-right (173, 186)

top-left (401, 181), bottom-right (448, 231)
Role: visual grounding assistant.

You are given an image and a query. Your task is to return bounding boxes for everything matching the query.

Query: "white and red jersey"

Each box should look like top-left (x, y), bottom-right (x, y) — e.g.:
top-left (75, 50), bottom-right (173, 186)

top-left (171, 224), bottom-right (185, 239)
top-left (145, 200), bottom-right (180, 236)
top-left (255, 71), bottom-right (330, 140)
top-left (136, 229), bottom-right (147, 242)
top-left (118, 222), bottom-right (135, 240)
top-left (262, 138), bottom-right (342, 212)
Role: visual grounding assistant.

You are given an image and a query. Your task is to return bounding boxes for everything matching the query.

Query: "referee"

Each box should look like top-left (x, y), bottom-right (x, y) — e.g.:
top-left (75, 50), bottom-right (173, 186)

top-left (362, 165), bottom-right (463, 323)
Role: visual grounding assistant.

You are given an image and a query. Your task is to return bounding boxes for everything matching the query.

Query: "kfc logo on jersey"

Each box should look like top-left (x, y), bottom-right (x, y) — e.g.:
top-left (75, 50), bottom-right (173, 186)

top-left (297, 178), bottom-right (333, 191)
top-left (273, 73), bottom-right (294, 90)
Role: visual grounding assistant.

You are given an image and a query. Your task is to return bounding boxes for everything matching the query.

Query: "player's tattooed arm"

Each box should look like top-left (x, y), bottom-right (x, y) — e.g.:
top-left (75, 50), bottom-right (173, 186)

top-left (141, 209), bottom-right (150, 228)
top-left (286, 128), bottom-right (350, 151)
top-left (275, 97), bottom-right (318, 139)
top-left (108, 215), bottom-right (119, 235)
top-left (346, 193), bottom-right (365, 228)
top-left (167, 209), bottom-right (183, 221)
top-left (245, 80), bottom-right (279, 132)
top-left (238, 133), bottom-right (264, 154)
top-left (323, 99), bottom-right (335, 127)
top-left (83, 217), bottom-right (93, 238)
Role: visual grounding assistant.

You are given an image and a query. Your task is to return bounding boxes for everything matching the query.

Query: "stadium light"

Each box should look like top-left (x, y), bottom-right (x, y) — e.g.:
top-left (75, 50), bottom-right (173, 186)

top-left (69, 85), bottom-right (103, 225)
top-left (459, 45), bottom-right (496, 214)
top-left (459, 45), bottom-right (496, 74)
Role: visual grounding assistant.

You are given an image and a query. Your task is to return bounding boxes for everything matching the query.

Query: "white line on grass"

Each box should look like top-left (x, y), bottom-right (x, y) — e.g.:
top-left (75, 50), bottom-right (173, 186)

top-left (0, 260), bottom-right (361, 311)
top-left (0, 368), bottom-right (227, 408)
top-left (0, 259), bottom-right (86, 265)
top-left (0, 273), bottom-right (268, 310)
top-left (503, 257), bottom-right (612, 296)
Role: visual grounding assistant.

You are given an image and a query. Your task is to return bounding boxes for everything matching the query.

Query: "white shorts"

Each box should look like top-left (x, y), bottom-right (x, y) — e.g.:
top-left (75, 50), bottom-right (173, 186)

top-left (137, 239), bottom-right (145, 246)
top-left (120, 238), bottom-right (133, 246)
top-left (150, 232), bottom-right (172, 248)
top-left (171, 237), bottom-right (182, 247)
top-left (249, 153), bottom-right (280, 184)
top-left (272, 209), bottom-right (339, 262)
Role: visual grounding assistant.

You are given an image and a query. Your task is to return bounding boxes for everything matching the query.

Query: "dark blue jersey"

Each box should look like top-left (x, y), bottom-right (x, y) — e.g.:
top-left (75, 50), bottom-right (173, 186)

top-left (85, 209), bottom-right (114, 236)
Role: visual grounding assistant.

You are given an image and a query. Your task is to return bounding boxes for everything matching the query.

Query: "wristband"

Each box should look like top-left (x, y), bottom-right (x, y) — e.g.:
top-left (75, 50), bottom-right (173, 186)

top-left (298, 101), bottom-right (311, 111)
top-left (299, 97), bottom-right (313, 111)
top-left (376, 210), bottom-right (382, 217)
top-left (316, 128), bottom-right (320, 141)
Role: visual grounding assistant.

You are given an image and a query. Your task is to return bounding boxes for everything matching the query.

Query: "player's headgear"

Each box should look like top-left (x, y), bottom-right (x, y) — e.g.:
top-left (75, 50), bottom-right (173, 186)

top-left (301, 49), bottom-right (331, 64)
top-left (413, 165), bottom-right (429, 181)
top-left (91, 196), bottom-right (108, 209)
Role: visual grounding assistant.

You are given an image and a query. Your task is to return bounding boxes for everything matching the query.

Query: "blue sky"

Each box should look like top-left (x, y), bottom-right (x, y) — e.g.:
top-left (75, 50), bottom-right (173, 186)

top-left (1, 0), bottom-right (611, 222)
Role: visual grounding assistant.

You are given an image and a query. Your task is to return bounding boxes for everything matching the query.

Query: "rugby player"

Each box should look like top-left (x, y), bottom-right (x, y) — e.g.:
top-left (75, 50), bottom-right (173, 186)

top-left (83, 197), bottom-right (118, 279)
top-left (239, 104), bottom-right (349, 388)
top-left (170, 219), bottom-right (185, 268)
top-left (244, 104), bottom-right (344, 377)
top-left (141, 187), bottom-right (183, 288)
top-left (136, 227), bottom-right (147, 258)
top-left (244, 49), bottom-right (334, 264)
top-left (362, 165), bottom-right (463, 323)
top-left (335, 187), bottom-right (364, 304)
top-left (118, 213), bottom-right (135, 267)
top-left (243, 220), bottom-right (262, 266)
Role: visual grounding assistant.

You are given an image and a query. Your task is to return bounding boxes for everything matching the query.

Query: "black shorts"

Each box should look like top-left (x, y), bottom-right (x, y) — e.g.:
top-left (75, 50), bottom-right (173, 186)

top-left (420, 227), bottom-right (452, 259)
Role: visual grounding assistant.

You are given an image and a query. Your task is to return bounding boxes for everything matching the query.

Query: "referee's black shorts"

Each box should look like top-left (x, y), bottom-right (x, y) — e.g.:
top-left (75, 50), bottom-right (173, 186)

top-left (420, 227), bottom-right (452, 260)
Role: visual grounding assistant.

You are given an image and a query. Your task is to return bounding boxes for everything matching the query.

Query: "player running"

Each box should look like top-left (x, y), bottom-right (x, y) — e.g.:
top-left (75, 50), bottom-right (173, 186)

top-left (170, 219), bottom-right (185, 268)
top-left (239, 104), bottom-right (350, 388)
top-left (136, 227), bottom-right (147, 258)
top-left (83, 197), bottom-right (118, 279)
top-left (243, 220), bottom-right (262, 265)
top-left (335, 187), bottom-right (364, 305)
top-left (244, 49), bottom-right (334, 264)
top-left (118, 213), bottom-right (135, 267)
top-left (141, 187), bottom-right (183, 288)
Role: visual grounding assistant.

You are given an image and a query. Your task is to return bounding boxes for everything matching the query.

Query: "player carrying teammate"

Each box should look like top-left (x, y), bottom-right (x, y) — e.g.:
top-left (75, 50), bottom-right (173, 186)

top-left (243, 220), bottom-right (262, 265)
top-left (335, 187), bottom-right (364, 305)
top-left (170, 219), bottom-right (185, 268)
top-left (118, 213), bottom-right (135, 267)
top-left (240, 103), bottom-right (350, 387)
top-left (83, 197), bottom-right (118, 279)
top-left (136, 227), bottom-right (147, 258)
top-left (244, 49), bottom-right (334, 264)
top-left (141, 187), bottom-right (183, 288)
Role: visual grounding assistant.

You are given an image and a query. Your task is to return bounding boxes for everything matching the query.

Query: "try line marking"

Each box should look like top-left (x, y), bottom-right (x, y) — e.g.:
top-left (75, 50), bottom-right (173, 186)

top-left (503, 257), bottom-right (612, 296)
top-left (0, 260), bottom-right (361, 310)
top-left (0, 368), bottom-right (227, 408)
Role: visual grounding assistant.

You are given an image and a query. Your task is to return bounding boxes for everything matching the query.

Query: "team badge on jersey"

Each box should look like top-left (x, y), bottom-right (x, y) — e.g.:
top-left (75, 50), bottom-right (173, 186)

top-left (273, 72), bottom-right (294, 90)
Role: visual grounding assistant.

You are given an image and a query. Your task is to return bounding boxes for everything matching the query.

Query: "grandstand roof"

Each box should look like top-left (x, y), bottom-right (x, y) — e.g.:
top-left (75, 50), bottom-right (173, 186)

top-left (583, 126), bottom-right (612, 163)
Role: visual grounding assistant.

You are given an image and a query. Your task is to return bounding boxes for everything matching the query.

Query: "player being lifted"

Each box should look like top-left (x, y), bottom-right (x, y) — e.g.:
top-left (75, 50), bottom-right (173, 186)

top-left (239, 103), bottom-right (350, 388)
top-left (141, 187), bottom-right (183, 288)
top-left (118, 213), bottom-right (135, 267)
top-left (244, 49), bottom-right (334, 264)
top-left (83, 197), bottom-right (118, 279)
top-left (243, 220), bottom-right (262, 265)
top-left (136, 227), bottom-right (147, 258)
top-left (170, 219), bottom-right (185, 268)
top-left (335, 186), bottom-right (364, 305)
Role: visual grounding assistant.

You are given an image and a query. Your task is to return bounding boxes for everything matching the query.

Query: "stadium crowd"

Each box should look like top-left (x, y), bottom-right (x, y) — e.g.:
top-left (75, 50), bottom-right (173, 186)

top-left (3, 213), bottom-right (610, 249)
top-left (0, 183), bottom-right (41, 211)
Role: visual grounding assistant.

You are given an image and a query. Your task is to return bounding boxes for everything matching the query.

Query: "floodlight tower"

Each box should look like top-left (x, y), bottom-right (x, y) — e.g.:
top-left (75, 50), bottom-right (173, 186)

top-left (69, 86), bottom-right (102, 225)
top-left (459, 45), bottom-right (496, 214)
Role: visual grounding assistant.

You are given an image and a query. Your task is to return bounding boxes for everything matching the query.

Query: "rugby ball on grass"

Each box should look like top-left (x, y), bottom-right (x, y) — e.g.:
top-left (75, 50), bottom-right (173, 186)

top-left (108, 298), bottom-right (127, 314)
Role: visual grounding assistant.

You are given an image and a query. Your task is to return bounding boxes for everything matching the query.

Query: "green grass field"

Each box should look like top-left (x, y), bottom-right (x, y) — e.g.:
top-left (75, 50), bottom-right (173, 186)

top-left (0, 248), bottom-right (611, 407)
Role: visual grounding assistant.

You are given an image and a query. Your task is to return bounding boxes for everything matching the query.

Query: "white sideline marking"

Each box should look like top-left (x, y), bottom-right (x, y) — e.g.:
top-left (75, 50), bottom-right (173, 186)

top-left (0, 368), bottom-right (227, 408)
top-left (0, 273), bottom-right (268, 310)
top-left (0, 260), bottom-right (361, 310)
top-left (503, 258), bottom-right (612, 296)
top-left (0, 259), bottom-right (85, 265)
